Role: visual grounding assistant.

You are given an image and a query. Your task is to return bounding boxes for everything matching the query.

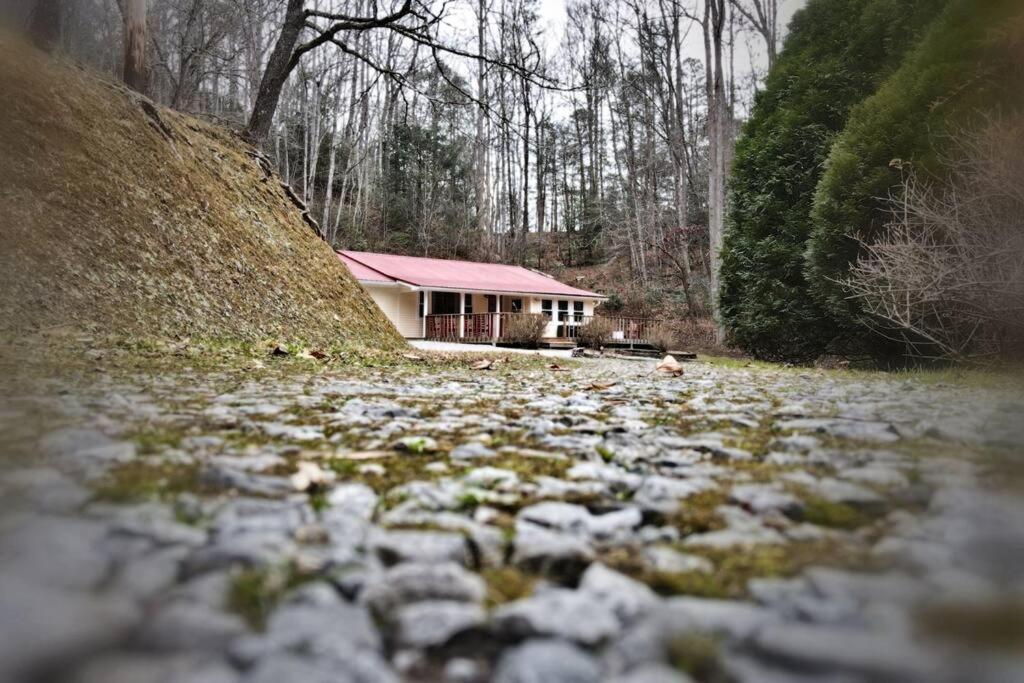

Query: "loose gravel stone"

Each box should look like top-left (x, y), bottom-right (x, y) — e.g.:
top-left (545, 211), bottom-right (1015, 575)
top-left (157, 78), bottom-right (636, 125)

top-left (4, 353), bottom-right (1019, 683)
top-left (392, 600), bottom-right (486, 648)
top-left (492, 639), bottom-right (603, 683)
top-left (360, 562), bottom-right (486, 617)
top-left (493, 588), bottom-right (621, 646)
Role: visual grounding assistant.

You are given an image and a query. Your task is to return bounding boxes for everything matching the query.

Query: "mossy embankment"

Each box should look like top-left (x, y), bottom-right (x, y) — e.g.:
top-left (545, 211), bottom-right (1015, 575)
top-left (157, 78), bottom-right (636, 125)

top-left (0, 34), bottom-right (402, 351)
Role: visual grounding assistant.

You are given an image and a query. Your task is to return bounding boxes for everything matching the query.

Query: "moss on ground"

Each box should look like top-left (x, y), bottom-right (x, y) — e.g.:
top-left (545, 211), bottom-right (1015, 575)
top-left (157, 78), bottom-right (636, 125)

top-left (226, 564), bottom-right (315, 630)
top-left (666, 490), bottom-right (729, 536)
top-left (916, 600), bottom-right (1024, 652)
top-left (604, 540), bottom-right (879, 601)
top-left (93, 459), bottom-right (204, 503)
top-left (480, 566), bottom-right (537, 606)
top-left (667, 634), bottom-right (723, 679)
top-left (800, 496), bottom-right (873, 530)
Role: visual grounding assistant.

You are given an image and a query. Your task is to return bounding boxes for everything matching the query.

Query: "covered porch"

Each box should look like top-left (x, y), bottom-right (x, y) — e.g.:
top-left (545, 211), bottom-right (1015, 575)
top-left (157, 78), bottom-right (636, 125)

top-left (421, 290), bottom-right (654, 345)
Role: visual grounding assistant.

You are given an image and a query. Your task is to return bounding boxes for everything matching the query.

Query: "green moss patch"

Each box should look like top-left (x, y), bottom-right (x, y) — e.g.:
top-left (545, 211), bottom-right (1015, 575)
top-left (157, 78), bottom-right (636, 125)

top-left (93, 460), bottom-right (203, 503)
top-left (604, 540), bottom-right (878, 600)
top-left (481, 566), bottom-right (537, 606)
top-left (666, 490), bottom-right (729, 536)
top-left (917, 600), bottom-right (1024, 652)
top-left (226, 564), bottom-right (316, 630)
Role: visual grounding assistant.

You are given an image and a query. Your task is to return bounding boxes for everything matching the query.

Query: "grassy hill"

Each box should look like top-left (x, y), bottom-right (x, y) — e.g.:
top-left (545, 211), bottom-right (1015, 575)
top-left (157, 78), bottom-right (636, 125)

top-left (0, 35), bottom-right (403, 351)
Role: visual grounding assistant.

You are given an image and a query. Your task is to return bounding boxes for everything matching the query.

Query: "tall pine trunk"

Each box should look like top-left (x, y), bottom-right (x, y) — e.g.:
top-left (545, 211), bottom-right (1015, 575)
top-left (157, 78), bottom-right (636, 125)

top-left (123, 0), bottom-right (147, 94)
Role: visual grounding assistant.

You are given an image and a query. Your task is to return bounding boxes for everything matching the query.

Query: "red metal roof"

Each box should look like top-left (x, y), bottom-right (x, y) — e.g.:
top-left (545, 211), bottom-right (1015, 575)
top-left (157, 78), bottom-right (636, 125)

top-left (336, 252), bottom-right (394, 283)
top-left (337, 250), bottom-right (604, 299)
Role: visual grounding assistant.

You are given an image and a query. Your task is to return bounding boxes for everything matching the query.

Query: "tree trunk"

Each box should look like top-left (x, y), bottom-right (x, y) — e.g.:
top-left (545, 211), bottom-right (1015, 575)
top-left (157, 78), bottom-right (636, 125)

top-left (123, 0), bottom-right (148, 94)
top-left (705, 0), bottom-right (730, 340)
top-left (473, 0), bottom-right (490, 234)
top-left (28, 0), bottom-right (61, 53)
top-left (243, 0), bottom-right (305, 144)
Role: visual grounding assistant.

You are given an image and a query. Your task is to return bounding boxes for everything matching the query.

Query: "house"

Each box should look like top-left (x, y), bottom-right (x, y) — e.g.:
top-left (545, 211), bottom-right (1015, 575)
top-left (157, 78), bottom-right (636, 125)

top-left (337, 250), bottom-right (608, 342)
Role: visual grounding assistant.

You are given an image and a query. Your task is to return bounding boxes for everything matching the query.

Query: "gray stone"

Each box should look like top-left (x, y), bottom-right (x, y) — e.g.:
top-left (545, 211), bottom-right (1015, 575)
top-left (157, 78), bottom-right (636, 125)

top-left (511, 522), bottom-right (594, 580)
top-left (326, 483), bottom-right (379, 520)
top-left (492, 639), bottom-right (603, 683)
top-left (729, 484), bottom-right (805, 518)
top-left (609, 664), bottom-right (696, 683)
top-left (370, 529), bottom-right (470, 566)
top-left (39, 427), bottom-right (137, 470)
top-left (808, 477), bottom-right (884, 508)
top-left (112, 544), bottom-right (188, 599)
top-left (3, 467), bottom-right (91, 513)
top-left (769, 434), bottom-right (821, 453)
top-left (642, 546), bottom-right (713, 574)
top-left (0, 573), bottom-right (139, 683)
top-left (394, 436), bottom-right (439, 453)
top-left (451, 442), bottom-right (498, 460)
top-left (517, 502), bottom-right (642, 542)
top-left (182, 532), bottom-right (297, 576)
top-left (360, 562), bottom-right (486, 617)
top-left (231, 602), bottom-right (380, 666)
top-left (633, 476), bottom-right (717, 513)
top-left (517, 501), bottom-right (591, 533)
top-left (493, 588), bottom-right (620, 646)
top-left (0, 515), bottom-right (112, 591)
top-left (70, 654), bottom-right (239, 683)
top-left (242, 652), bottom-right (398, 683)
top-left (393, 600), bottom-right (486, 648)
top-left (199, 465), bottom-right (293, 497)
top-left (750, 622), bottom-right (940, 680)
top-left (605, 597), bottom-right (773, 674)
top-left (463, 466), bottom-right (519, 488)
top-left (839, 465), bottom-right (909, 489)
top-left (579, 563), bottom-right (658, 625)
top-left (444, 657), bottom-right (484, 683)
top-left (135, 602), bottom-right (248, 652)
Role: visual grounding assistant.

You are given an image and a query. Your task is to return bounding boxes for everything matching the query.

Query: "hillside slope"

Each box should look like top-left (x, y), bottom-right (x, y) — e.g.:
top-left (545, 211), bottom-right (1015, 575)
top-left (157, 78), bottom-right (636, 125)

top-left (0, 36), bottom-right (403, 350)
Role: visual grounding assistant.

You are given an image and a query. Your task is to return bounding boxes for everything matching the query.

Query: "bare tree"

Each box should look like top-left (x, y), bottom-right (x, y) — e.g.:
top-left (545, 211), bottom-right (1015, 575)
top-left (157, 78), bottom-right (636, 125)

top-left (28, 0), bottom-right (61, 52)
top-left (123, 0), bottom-right (148, 93)
top-left (844, 121), bottom-right (1024, 362)
top-left (729, 0), bottom-right (777, 69)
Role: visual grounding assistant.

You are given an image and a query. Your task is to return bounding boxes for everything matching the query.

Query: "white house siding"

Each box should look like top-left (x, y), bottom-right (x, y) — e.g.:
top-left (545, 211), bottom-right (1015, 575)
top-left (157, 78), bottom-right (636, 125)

top-left (362, 284), bottom-right (598, 340)
top-left (364, 285), bottom-right (423, 338)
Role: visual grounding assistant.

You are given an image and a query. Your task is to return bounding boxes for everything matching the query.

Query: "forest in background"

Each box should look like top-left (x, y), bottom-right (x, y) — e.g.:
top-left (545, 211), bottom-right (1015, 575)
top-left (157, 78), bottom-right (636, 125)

top-left (11, 0), bottom-right (784, 325)
top-left (7, 0), bottom-right (1022, 364)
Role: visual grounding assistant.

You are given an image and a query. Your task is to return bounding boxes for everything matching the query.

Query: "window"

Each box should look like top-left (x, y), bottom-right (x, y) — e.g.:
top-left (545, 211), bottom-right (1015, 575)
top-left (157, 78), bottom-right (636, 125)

top-left (510, 298), bottom-right (523, 313)
top-left (541, 299), bottom-right (553, 320)
top-left (574, 301), bottom-right (584, 322)
top-left (557, 300), bottom-right (568, 322)
top-left (418, 291), bottom-right (424, 318)
top-left (485, 295), bottom-right (497, 313)
top-left (464, 295), bottom-right (473, 315)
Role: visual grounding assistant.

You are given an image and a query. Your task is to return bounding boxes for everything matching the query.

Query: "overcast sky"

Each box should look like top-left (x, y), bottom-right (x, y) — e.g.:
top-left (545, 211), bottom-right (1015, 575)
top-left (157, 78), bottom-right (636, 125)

top-left (444, 0), bottom-right (809, 95)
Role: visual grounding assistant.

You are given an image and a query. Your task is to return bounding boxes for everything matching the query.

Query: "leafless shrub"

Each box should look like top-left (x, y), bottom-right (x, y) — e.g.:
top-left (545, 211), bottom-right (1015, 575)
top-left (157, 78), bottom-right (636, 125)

top-left (502, 314), bottom-right (548, 348)
top-left (577, 317), bottom-right (615, 349)
top-left (646, 323), bottom-right (678, 352)
top-left (844, 120), bottom-right (1024, 362)
top-left (667, 317), bottom-right (723, 354)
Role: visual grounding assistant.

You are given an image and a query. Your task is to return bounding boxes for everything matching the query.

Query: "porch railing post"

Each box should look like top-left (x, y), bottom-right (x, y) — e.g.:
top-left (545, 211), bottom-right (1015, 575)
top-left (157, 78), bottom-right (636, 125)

top-left (421, 290), bottom-right (430, 338)
top-left (459, 292), bottom-right (465, 340)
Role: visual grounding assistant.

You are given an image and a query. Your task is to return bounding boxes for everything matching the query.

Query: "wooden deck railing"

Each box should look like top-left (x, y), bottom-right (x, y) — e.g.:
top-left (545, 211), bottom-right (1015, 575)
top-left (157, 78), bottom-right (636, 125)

top-left (564, 315), bottom-right (660, 343)
top-left (426, 312), bottom-right (659, 345)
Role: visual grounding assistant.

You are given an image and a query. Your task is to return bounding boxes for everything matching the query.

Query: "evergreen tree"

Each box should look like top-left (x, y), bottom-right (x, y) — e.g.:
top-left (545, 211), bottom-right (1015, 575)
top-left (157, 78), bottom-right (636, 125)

top-left (805, 0), bottom-right (1024, 358)
top-left (720, 0), bottom-right (947, 362)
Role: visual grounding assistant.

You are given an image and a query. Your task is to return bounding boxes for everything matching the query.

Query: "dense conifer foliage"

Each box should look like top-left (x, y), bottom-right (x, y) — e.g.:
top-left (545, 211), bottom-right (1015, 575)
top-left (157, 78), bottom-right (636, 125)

top-left (720, 0), bottom-right (947, 361)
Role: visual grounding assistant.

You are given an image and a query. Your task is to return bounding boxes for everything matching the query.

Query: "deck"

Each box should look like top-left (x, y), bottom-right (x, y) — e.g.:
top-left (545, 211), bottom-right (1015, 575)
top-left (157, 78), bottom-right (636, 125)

top-left (424, 313), bottom-right (658, 347)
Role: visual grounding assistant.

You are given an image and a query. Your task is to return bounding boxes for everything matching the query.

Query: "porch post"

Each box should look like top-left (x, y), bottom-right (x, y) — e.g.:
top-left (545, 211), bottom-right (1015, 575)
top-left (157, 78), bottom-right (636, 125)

top-left (422, 290), bottom-right (430, 338)
top-left (459, 292), bottom-right (465, 340)
top-left (494, 296), bottom-right (501, 344)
